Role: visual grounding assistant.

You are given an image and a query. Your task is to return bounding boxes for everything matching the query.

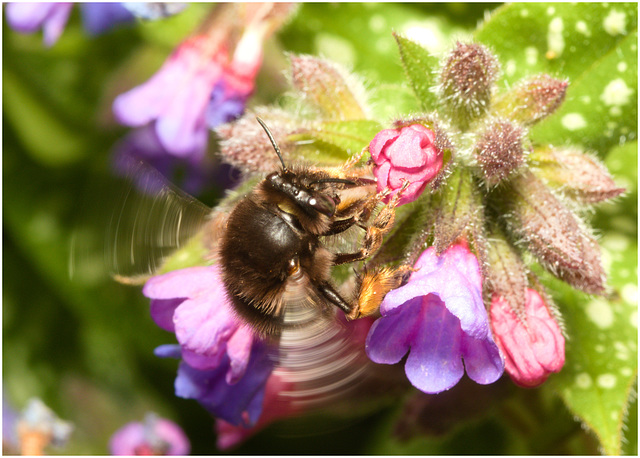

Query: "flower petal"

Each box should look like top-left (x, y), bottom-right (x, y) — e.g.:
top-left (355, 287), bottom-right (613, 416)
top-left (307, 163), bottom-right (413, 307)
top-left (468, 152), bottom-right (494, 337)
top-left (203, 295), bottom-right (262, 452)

top-left (404, 295), bottom-right (465, 393)
top-left (142, 266), bottom-right (221, 300)
top-left (365, 299), bottom-right (419, 364)
top-left (460, 332), bottom-right (504, 385)
top-left (150, 298), bottom-right (184, 332)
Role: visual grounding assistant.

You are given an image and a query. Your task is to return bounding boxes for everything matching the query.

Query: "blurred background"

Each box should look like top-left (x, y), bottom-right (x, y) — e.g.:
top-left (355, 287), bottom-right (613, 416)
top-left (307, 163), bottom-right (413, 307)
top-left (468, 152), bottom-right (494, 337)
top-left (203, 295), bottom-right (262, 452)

top-left (3, 3), bottom-right (637, 455)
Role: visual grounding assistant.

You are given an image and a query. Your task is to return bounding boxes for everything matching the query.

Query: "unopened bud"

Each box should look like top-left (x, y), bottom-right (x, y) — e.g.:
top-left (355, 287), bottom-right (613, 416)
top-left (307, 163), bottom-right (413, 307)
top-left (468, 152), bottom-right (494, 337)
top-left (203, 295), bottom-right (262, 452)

top-left (440, 42), bottom-right (499, 129)
top-left (485, 224), bottom-right (528, 321)
top-left (474, 119), bottom-right (526, 186)
top-left (503, 171), bottom-right (606, 294)
top-left (493, 74), bottom-right (568, 126)
top-left (530, 147), bottom-right (625, 203)
top-left (216, 110), bottom-right (295, 173)
top-left (291, 55), bottom-right (368, 120)
top-left (490, 288), bottom-right (565, 388)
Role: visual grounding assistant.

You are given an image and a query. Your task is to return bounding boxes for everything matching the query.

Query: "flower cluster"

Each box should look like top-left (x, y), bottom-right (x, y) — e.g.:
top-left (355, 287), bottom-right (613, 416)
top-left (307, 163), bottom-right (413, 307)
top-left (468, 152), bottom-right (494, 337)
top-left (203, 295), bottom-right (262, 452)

top-left (143, 265), bottom-right (275, 427)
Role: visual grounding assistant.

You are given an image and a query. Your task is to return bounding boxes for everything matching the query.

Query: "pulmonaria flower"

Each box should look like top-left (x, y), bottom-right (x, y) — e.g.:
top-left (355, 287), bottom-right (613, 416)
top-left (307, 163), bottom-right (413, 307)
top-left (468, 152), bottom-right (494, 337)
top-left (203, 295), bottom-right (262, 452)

top-left (490, 288), bottom-right (565, 388)
top-left (80, 3), bottom-right (136, 36)
top-left (215, 372), bottom-right (300, 450)
top-left (370, 124), bottom-right (444, 206)
top-left (366, 243), bottom-right (504, 393)
top-left (112, 125), bottom-right (222, 196)
top-left (5, 2), bottom-right (73, 47)
top-left (109, 413), bottom-right (190, 455)
top-left (143, 265), bottom-right (275, 426)
top-left (113, 6), bottom-right (272, 159)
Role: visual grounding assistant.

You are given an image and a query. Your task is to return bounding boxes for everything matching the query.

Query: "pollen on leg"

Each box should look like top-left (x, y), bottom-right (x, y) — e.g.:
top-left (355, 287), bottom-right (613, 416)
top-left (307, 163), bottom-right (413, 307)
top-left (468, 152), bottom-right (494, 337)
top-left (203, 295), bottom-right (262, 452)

top-left (349, 265), bottom-right (412, 319)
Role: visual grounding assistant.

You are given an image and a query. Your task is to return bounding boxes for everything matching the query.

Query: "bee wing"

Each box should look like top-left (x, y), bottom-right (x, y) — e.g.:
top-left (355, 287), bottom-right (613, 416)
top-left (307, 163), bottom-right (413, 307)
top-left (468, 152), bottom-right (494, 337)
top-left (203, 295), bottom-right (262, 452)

top-left (70, 158), bottom-right (212, 284)
top-left (105, 159), bottom-right (212, 281)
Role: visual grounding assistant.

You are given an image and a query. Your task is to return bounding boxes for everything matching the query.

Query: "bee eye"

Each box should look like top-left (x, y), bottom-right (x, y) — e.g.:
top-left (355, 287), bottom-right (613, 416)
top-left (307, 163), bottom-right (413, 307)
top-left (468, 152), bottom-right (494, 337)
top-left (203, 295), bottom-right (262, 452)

top-left (288, 257), bottom-right (300, 276)
top-left (309, 193), bottom-right (336, 216)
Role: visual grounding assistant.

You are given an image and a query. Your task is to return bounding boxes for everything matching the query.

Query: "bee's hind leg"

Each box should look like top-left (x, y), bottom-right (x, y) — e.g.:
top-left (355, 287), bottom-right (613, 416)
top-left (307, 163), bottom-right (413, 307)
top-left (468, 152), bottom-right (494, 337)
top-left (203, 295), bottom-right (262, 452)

top-left (346, 265), bottom-right (413, 320)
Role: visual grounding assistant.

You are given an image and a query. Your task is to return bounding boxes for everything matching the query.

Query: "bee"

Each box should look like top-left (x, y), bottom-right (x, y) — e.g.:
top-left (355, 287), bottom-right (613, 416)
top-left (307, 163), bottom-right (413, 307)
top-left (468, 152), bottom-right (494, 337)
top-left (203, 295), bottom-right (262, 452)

top-left (219, 118), bottom-right (410, 336)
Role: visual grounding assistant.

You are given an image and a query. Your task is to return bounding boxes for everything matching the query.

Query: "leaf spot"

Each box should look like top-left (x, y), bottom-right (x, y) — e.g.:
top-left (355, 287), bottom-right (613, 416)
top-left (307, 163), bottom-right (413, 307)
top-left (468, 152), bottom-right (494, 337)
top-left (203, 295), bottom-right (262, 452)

top-left (575, 20), bottom-right (590, 36)
top-left (621, 283), bottom-right (637, 306)
top-left (546, 6), bottom-right (555, 15)
top-left (505, 59), bottom-right (516, 77)
top-left (546, 17), bottom-right (565, 59)
top-left (575, 372), bottom-right (592, 389)
top-left (630, 310), bottom-right (637, 328)
top-left (603, 9), bottom-right (628, 36)
top-left (617, 61), bottom-right (628, 72)
top-left (561, 113), bottom-right (587, 130)
top-left (614, 341), bottom-right (630, 360)
top-left (596, 373), bottom-right (617, 389)
top-left (601, 78), bottom-right (633, 107)
top-left (525, 46), bottom-right (538, 66)
top-left (586, 299), bottom-right (614, 329)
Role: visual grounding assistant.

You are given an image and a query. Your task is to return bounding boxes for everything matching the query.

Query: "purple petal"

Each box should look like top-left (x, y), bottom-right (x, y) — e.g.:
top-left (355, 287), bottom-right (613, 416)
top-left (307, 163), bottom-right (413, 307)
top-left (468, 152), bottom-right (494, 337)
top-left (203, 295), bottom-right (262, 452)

top-left (460, 332), bottom-right (504, 385)
top-left (6, 3), bottom-right (57, 33)
top-left (225, 325), bottom-right (254, 384)
top-left (154, 344), bottom-right (182, 359)
top-left (150, 298), bottom-right (184, 332)
top-left (41, 3), bottom-right (72, 47)
top-left (142, 266), bottom-right (221, 300)
top-left (365, 299), bottom-right (418, 364)
top-left (175, 341), bottom-right (273, 426)
top-left (404, 295), bottom-right (464, 393)
top-left (173, 297), bottom-right (235, 363)
top-left (80, 3), bottom-right (135, 35)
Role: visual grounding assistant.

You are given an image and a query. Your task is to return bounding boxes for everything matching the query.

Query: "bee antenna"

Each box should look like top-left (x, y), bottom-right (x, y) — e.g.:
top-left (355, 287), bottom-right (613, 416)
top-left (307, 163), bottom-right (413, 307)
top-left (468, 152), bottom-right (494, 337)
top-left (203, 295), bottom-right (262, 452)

top-left (256, 117), bottom-right (287, 172)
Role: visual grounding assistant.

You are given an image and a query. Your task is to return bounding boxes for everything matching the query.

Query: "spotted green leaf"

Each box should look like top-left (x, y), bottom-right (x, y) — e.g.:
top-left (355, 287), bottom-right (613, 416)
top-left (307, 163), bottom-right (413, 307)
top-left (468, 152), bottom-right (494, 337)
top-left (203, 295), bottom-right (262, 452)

top-left (475, 3), bottom-right (637, 155)
top-left (547, 141), bottom-right (638, 455)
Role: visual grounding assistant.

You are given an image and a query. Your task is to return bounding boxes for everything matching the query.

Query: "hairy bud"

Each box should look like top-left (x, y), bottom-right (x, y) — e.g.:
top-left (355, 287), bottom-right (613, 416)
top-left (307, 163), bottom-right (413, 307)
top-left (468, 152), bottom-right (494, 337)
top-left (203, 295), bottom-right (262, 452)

top-left (493, 74), bottom-right (568, 126)
top-left (503, 171), bottom-right (606, 294)
top-left (474, 119), bottom-right (526, 186)
top-left (440, 42), bottom-right (499, 129)
top-left (485, 224), bottom-right (528, 321)
top-left (530, 147), bottom-right (625, 203)
top-left (290, 55), bottom-right (368, 120)
top-left (216, 110), bottom-right (295, 173)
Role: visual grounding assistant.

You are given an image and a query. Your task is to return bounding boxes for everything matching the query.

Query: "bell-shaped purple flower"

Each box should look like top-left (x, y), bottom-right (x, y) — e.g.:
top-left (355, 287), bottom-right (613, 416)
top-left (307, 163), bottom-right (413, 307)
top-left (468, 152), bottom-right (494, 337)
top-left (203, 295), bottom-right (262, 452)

top-left (144, 265), bottom-right (275, 426)
top-left (80, 3), bottom-right (136, 36)
top-left (109, 413), bottom-right (190, 456)
top-left (5, 2), bottom-right (73, 47)
top-left (113, 35), bottom-right (221, 157)
top-left (366, 243), bottom-right (504, 393)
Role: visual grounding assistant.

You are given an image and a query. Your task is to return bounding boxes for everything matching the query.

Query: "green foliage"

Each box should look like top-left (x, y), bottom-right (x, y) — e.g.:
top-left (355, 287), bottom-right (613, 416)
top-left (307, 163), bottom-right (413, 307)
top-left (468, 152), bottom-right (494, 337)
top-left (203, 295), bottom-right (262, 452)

top-left (2, 2), bottom-right (636, 456)
top-left (475, 3), bottom-right (637, 154)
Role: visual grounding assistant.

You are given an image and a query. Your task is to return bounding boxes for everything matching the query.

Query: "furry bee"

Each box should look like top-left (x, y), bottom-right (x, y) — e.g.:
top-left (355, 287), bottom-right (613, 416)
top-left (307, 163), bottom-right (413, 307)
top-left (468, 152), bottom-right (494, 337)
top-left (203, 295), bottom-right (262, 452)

top-left (219, 118), bottom-right (410, 336)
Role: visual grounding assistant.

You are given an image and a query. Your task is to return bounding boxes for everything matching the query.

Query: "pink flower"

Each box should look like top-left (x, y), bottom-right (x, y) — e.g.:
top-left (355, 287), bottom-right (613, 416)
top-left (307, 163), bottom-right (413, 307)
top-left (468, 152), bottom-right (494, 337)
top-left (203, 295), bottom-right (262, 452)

top-left (490, 288), bottom-right (565, 388)
top-left (370, 124), bottom-right (443, 206)
top-left (109, 413), bottom-right (190, 455)
top-left (113, 35), bottom-right (225, 156)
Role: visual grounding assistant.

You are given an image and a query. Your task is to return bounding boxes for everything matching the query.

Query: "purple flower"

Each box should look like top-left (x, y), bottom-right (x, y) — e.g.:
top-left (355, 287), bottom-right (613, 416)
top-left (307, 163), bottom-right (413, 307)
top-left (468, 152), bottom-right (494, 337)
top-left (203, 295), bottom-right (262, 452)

top-left (113, 14), bottom-right (269, 159)
top-left (111, 125), bottom-right (217, 196)
top-left (122, 2), bottom-right (187, 20)
top-left (366, 243), bottom-right (504, 393)
top-left (144, 265), bottom-right (275, 426)
top-left (5, 2), bottom-right (73, 47)
top-left (109, 413), bottom-right (190, 455)
top-left (80, 3), bottom-right (135, 36)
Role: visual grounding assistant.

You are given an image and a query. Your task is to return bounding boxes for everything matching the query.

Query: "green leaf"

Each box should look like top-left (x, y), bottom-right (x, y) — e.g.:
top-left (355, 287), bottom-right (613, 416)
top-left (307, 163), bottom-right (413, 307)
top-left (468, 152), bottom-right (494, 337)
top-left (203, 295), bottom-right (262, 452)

top-left (368, 83), bottom-right (422, 122)
top-left (393, 32), bottom-right (441, 110)
top-left (547, 141), bottom-right (638, 455)
top-left (476, 3), bottom-right (638, 154)
top-left (289, 119), bottom-right (383, 161)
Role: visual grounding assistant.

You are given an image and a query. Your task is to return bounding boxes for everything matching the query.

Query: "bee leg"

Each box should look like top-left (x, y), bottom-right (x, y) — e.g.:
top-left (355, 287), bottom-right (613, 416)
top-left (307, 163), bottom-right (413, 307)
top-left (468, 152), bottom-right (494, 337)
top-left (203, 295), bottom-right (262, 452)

top-left (316, 281), bottom-right (352, 314)
top-left (332, 188), bottom-right (400, 266)
top-left (347, 265), bottom-right (414, 319)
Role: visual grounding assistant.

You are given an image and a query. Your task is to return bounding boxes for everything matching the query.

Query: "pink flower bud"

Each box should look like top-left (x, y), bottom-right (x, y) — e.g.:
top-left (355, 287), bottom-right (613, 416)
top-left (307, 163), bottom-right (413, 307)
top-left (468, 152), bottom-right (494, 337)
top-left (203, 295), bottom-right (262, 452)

top-left (370, 124), bottom-right (444, 206)
top-left (490, 289), bottom-right (565, 388)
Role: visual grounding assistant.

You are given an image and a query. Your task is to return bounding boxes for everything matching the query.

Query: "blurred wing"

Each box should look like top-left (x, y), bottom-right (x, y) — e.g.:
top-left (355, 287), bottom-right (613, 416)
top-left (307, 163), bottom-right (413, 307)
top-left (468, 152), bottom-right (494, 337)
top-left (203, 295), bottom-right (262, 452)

top-left (104, 159), bottom-right (212, 280)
